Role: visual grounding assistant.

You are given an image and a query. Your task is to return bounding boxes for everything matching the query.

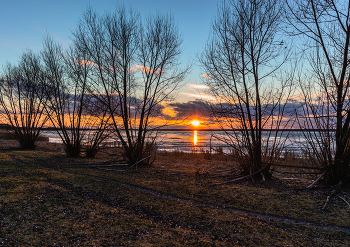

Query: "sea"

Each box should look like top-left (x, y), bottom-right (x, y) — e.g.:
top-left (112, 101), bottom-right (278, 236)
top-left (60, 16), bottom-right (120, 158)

top-left (40, 129), bottom-right (316, 154)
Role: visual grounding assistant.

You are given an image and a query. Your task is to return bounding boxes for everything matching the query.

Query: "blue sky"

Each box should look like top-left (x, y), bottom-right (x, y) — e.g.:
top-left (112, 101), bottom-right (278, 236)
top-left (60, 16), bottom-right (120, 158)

top-left (0, 0), bottom-right (218, 102)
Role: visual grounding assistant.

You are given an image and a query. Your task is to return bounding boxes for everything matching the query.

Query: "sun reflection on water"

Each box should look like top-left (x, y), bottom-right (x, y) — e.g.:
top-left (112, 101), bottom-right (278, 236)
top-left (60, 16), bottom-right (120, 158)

top-left (193, 130), bottom-right (198, 146)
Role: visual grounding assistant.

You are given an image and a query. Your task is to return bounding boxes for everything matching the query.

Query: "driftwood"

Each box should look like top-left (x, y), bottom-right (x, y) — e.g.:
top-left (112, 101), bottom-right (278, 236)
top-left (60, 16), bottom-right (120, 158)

top-left (210, 164), bottom-right (269, 187)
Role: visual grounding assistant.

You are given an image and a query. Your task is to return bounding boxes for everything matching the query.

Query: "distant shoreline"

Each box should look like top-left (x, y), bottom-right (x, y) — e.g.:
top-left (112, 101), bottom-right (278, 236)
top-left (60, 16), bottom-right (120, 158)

top-left (150, 128), bottom-right (337, 132)
top-left (0, 124), bottom-right (336, 132)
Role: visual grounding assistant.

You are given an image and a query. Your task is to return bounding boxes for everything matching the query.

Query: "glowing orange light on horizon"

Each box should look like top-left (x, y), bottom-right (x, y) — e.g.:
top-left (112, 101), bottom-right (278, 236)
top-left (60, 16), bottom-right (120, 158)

top-left (191, 120), bottom-right (200, 127)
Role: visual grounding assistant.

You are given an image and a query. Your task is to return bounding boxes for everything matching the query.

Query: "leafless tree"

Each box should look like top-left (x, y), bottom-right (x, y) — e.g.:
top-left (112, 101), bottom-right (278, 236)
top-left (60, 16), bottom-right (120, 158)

top-left (0, 51), bottom-right (48, 149)
top-left (200, 0), bottom-right (294, 179)
top-left (42, 36), bottom-right (110, 157)
top-left (73, 6), bottom-right (189, 164)
top-left (287, 0), bottom-right (350, 185)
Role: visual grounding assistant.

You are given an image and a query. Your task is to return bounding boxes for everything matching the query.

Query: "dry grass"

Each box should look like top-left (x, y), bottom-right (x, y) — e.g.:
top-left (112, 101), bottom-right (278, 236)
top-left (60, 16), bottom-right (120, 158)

top-left (1, 141), bottom-right (350, 246)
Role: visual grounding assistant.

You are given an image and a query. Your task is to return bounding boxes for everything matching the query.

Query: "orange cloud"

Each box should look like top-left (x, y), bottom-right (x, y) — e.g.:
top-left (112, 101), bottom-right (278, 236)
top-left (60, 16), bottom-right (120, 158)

top-left (160, 102), bottom-right (177, 117)
top-left (202, 74), bottom-right (211, 78)
top-left (77, 60), bottom-right (96, 66)
top-left (162, 107), bottom-right (177, 117)
top-left (134, 64), bottom-right (163, 75)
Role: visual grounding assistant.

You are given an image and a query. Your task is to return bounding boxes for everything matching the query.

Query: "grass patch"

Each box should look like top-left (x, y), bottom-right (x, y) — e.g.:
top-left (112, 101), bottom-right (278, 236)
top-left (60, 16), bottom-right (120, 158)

top-left (1, 144), bottom-right (350, 245)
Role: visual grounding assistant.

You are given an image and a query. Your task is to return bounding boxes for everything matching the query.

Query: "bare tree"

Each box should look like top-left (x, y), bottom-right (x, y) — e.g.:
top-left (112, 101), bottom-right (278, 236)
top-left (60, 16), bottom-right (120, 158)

top-left (0, 51), bottom-right (48, 149)
top-left (42, 36), bottom-right (110, 157)
top-left (287, 0), bottom-right (350, 185)
top-left (200, 0), bottom-right (293, 179)
top-left (73, 6), bottom-right (189, 165)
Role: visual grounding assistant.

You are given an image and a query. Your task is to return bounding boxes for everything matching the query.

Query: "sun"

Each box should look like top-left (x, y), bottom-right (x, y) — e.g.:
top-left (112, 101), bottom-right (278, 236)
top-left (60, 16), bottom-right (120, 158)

top-left (191, 120), bottom-right (200, 127)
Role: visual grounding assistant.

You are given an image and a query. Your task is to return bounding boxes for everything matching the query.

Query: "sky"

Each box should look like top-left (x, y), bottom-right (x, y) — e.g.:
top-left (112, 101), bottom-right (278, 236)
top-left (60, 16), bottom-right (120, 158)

top-left (0, 0), bottom-right (219, 103)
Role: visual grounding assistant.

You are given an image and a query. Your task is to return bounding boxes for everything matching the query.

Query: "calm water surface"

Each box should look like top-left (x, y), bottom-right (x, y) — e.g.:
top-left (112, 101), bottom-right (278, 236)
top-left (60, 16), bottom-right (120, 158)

top-left (41, 130), bottom-right (309, 153)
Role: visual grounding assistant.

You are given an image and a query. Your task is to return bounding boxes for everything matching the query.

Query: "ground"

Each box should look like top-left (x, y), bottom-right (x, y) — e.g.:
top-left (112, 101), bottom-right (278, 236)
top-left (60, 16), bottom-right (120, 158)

top-left (0, 140), bottom-right (350, 246)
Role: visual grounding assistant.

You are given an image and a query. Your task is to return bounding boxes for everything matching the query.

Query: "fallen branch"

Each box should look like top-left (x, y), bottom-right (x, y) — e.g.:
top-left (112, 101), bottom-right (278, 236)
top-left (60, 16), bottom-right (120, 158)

top-left (273, 170), bottom-right (321, 175)
top-left (268, 163), bottom-right (325, 170)
top-left (92, 163), bottom-right (128, 167)
top-left (210, 168), bottom-right (240, 177)
top-left (129, 155), bottom-right (152, 169)
top-left (306, 169), bottom-right (327, 188)
top-left (212, 168), bottom-right (240, 174)
top-left (95, 167), bottom-right (134, 172)
top-left (74, 154), bottom-right (125, 167)
top-left (210, 164), bottom-right (269, 187)
top-left (210, 172), bottom-right (240, 178)
top-left (338, 195), bottom-right (350, 209)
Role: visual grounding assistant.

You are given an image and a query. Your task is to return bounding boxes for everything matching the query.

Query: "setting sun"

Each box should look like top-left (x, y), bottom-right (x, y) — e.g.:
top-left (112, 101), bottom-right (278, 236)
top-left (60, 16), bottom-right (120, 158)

top-left (191, 120), bottom-right (200, 127)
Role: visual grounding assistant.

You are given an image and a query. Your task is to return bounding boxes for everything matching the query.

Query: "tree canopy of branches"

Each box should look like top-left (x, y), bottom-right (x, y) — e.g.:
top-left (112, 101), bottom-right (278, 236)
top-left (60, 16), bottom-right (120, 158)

top-left (287, 0), bottom-right (350, 185)
top-left (72, 6), bottom-right (189, 165)
top-left (200, 0), bottom-right (293, 179)
top-left (42, 36), bottom-right (110, 157)
top-left (0, 51), bottom-right (48, 149)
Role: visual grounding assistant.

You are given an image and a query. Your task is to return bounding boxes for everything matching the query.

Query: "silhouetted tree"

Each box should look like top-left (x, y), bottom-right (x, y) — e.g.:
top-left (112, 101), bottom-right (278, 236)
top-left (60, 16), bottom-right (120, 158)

top-left (42, 36), bottom-right (110, 157)
top-left (200, 0), bottom-right (293, 180)
top-left (0, 51), bottom-right (48, 149)
top-left (73, 6), bottom-right (189, 164)
top-left (287, 0), bottom-right (350, 185)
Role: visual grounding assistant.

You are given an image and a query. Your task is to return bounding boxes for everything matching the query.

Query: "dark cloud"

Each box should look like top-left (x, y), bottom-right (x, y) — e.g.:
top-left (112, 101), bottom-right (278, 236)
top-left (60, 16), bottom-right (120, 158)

top-left (163, 100), bottom-right (306, 121)
top-left (167, 100), bottom-right (212, 118)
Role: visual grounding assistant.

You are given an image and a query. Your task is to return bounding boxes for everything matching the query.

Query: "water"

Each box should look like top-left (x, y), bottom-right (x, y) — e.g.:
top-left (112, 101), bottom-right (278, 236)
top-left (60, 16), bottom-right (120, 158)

top-left (41, 129), bottom-right (311, 154)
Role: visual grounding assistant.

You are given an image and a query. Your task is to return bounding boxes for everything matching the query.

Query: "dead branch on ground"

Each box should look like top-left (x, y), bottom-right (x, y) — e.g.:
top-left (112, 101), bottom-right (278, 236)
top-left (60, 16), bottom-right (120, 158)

top-left (210, 164), bottom-right (269, 187)
top-left (306, 170), bottom-right (328, 188)
top-left (338, 195), bottom-right (350, 209)
top-left (73, 154), bottom-right (125, 167)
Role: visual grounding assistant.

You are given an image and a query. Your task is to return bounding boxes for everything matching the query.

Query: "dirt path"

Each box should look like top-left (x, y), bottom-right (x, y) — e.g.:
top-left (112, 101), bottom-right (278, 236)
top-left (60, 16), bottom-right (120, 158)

top-left (10, 155), bottom-right (350, 233)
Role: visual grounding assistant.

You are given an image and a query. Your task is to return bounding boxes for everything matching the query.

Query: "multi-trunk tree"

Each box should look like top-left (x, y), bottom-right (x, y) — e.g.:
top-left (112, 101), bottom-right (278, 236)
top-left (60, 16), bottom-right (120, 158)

top-left (0, 51), bottom-right (48, 149)
top-left (200, 0), bottom-right (293, 179)
top-left (73, 6), bottom-right (188, 164)
top-left (287, 0), bottom-right (350, 185)
top-left (42, 36), bottom-right (110, 157)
